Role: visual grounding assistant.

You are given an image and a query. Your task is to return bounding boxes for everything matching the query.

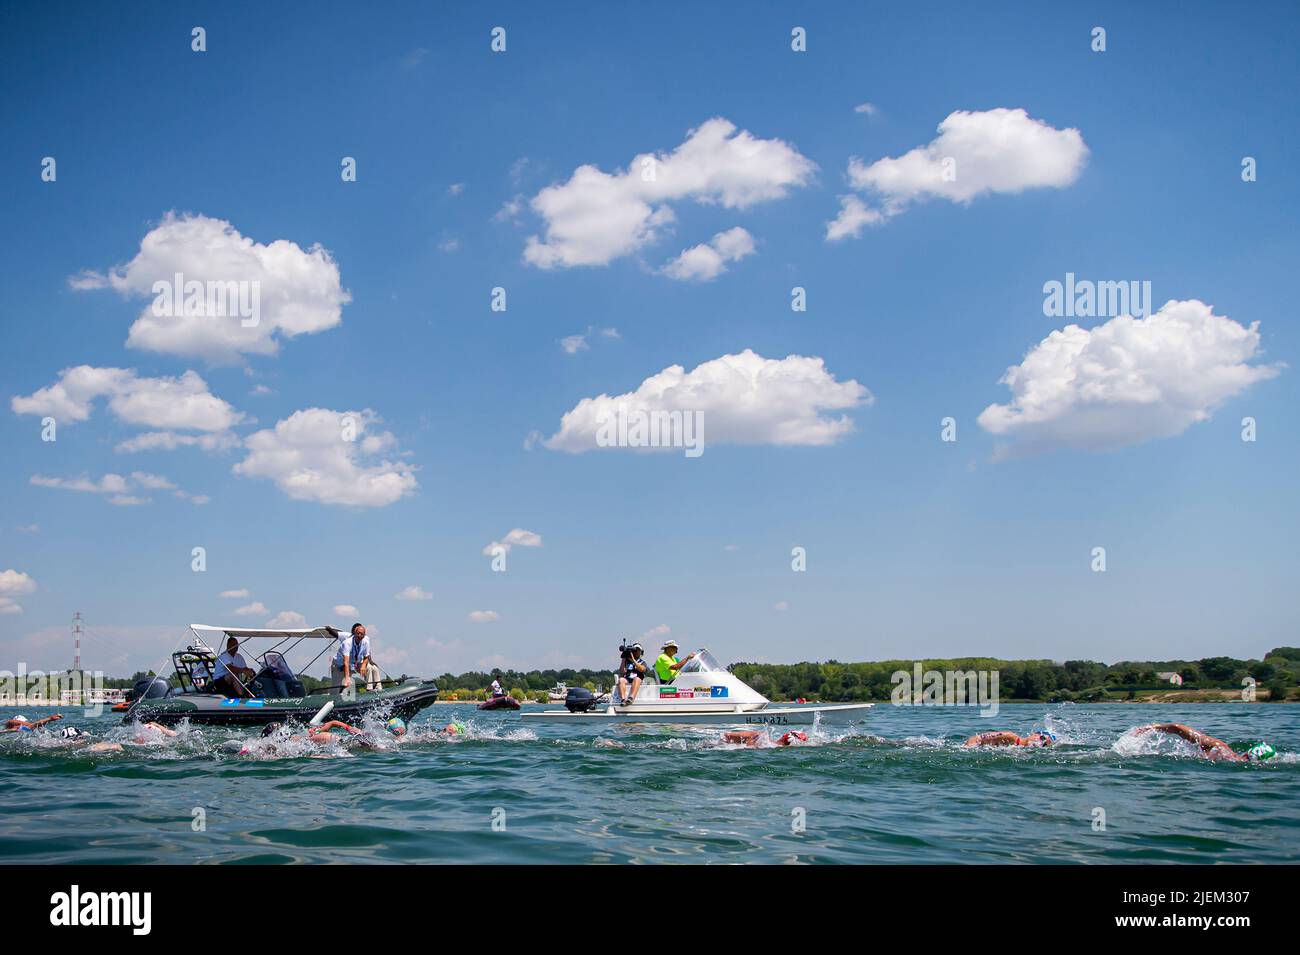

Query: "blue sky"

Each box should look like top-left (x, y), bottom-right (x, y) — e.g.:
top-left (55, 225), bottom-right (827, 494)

top-left (2, 1), bottom-right (1297, 677)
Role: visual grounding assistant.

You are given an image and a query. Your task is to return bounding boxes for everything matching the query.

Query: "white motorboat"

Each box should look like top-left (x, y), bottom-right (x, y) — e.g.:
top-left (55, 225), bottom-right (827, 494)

top-left (520, 649), bottom-right (872, 726)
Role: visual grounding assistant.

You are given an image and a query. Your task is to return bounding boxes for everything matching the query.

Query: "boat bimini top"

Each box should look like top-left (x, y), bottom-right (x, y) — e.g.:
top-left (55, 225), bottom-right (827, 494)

top-left (179, 624), bottom-right (345, 695)
top-left (121, 623), bottom-right (440, 726)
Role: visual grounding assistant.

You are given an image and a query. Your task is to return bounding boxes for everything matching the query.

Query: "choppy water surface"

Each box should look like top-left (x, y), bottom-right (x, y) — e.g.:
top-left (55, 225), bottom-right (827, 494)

top-left (2, 703), bottom-right (1296, 864)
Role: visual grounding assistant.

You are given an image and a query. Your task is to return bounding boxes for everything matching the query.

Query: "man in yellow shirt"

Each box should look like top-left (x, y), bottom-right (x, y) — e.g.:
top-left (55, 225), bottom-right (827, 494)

top-left (653, 640), bottom-right (695, 684)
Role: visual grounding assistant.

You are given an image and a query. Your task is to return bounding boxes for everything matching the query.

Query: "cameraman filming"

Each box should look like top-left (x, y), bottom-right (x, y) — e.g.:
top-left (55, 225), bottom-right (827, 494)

top-left (617, 641), bottom-right (648, 705)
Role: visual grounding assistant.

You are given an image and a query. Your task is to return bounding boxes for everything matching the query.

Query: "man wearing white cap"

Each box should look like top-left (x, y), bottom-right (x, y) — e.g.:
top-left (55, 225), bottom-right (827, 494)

top-left (654, 640), bottom-right (695, 685)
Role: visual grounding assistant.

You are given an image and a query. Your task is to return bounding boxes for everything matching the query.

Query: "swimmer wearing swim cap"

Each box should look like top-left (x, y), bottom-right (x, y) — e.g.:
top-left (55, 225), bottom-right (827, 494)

top-left (962, 729), bottom-right (1056, 748)
top-left (3, 713), bottom-right (63, 733)
top-left (1245, 741), bottom-right (1277, 762)
top-left (722, 729), bottom-right (809, 747)
top-left (1134, 724), bottom-right (1276, 763)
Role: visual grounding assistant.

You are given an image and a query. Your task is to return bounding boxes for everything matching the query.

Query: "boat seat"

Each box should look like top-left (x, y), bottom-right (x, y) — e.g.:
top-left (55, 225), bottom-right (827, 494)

top-left (254, 651), bottom-right (306, 697)
top-left (253, 672), bottom-right (305, 698)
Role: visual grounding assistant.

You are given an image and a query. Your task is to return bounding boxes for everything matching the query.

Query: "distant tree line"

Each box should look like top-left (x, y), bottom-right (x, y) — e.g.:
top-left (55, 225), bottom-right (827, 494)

top-left (96, 648), bottom-right (1300, 704)
top-left (730, 648), bottom-right (1300, 703)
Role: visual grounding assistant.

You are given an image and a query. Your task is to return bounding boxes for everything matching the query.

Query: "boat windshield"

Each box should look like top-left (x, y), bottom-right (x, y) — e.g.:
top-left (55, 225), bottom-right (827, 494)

top-left (679, 649), bottom-right (723, 674)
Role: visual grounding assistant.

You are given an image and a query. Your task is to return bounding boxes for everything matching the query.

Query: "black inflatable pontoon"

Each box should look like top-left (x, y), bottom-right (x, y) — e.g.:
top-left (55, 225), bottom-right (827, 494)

top-left (121, 624), bottom-right (439, 727)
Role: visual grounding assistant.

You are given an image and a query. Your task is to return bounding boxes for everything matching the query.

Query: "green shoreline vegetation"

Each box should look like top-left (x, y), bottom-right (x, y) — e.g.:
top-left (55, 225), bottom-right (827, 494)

top-left (66, 646), bottom-right (1300, 705)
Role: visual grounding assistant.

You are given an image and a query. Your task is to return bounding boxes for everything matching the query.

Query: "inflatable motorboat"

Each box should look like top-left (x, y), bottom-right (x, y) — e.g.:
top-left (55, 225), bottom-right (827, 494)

top-left (520, 649), bottom-right (872, 726)
top-left (122, 624), bottom-right (439, 727)
top-left (478, 695), bottom-right (521, 711)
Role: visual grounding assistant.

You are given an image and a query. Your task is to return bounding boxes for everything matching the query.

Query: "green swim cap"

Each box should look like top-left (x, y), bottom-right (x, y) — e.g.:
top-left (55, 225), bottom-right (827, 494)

top-left (1245, 741), bottom-right (1276, 761)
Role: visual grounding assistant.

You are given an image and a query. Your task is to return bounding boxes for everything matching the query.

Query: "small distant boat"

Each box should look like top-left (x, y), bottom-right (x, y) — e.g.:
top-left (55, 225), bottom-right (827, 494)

top-left (547, 682), bottom-right (568, 703)
top-left (122, 624), bottom-right (439, 727)
top-left (478, 694), bottom-right (521, 711)
top-left (521, 648), bottom-right (872, 726)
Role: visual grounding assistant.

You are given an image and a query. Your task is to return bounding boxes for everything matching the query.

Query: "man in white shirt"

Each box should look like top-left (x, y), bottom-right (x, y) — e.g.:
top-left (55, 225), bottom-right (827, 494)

top-left (332, 623), bottom-right (379, 691)
top-left (212, 636), bottom-right (256, 697)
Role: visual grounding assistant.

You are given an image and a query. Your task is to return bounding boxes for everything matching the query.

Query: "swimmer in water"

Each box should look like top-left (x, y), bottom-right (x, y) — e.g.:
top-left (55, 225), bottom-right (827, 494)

top-left (1132, 723), bottom-right (1276, 763)
top-left (238, 720), bottom-right (360, 755)
top-left (3, 713), bottom-right (64, 733)
top-left (76, 722), bottom-right (177, 754)
top-left (278, 719), bottom-right (362, 744)
top-left (962, 729), bottom-right (1057, 748)
top-left (133, 721), bottom-right (179, 742)
top-left (307, 720), bottom-right (364, 743)
top-left (348, 717), bottom-right (409, 749)
top-left (441, 720), bottom-right (466, 737)
top-left (722, 730), bottom-right (809, 747)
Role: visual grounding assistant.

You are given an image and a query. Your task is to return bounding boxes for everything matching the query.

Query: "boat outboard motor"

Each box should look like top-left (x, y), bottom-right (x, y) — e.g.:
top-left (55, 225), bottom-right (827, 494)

top-left (129, 676), bottom-right (171, 701)
top-left (564, 687), bottom-right (605, 713)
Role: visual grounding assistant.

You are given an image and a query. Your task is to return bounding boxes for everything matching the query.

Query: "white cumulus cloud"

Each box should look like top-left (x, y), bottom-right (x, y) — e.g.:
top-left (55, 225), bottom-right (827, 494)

top-left (978, 300), bottom-right (1283, 454)
top-left (661, 226), bottom-right (756, 281)
top-left (0, 570), bottom-right (37, 595)
top-left (233, 408), bottom-right (417, 507)
top-left (825, 195), bottom-right (885, 241)
top-left (468, 610), bottom-right (500, 623)
top-left (333, 604), bottom-right (359, 618)
top-left (559, 326), bottom-right (619, 355)
top-left (559, 334), bottom-right (589, 355)
top-left (266, 611), bottom-right (307, 628)
top-left (116, 431), bottom-right (241, 454)
top-left (12, 366), bottom-right (243, 439)
top-left (482, 528), bottom-right (543, 557)
top-left (234, 601), bottom-right (268, 616)
top-left (30, 471), bottom-right (204, 506)
top-left (524, 118), bottom-right (814, 269)
top-left (72, 212), bottom-right (350, 362)
top-left (219, 589), bottom-right (250, 599)
top-left (827, 107), bottom-right (1087, 239)
top-left (545, 349), bottom-right (871, 452)
top-left (395, 586), bottom-right (433, 601)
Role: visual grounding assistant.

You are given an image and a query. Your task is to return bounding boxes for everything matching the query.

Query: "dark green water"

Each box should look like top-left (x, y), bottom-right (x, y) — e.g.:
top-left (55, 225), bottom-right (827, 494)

top-left (2, 704), bottom-right (1296, 864)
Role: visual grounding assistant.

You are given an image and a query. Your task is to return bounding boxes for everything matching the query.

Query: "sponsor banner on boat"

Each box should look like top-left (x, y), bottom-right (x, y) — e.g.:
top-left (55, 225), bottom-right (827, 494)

top-left (658, 686), bottom-right (723, 699)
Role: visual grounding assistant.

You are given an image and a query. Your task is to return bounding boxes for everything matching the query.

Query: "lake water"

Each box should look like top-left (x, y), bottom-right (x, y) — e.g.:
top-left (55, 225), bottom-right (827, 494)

top-left (2, 703), bottom-right (1296, 864)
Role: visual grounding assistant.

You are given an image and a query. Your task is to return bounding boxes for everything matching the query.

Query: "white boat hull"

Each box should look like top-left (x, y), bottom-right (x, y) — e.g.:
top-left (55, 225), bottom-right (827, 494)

top-left (519, 702), bottom-right (873, 726)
